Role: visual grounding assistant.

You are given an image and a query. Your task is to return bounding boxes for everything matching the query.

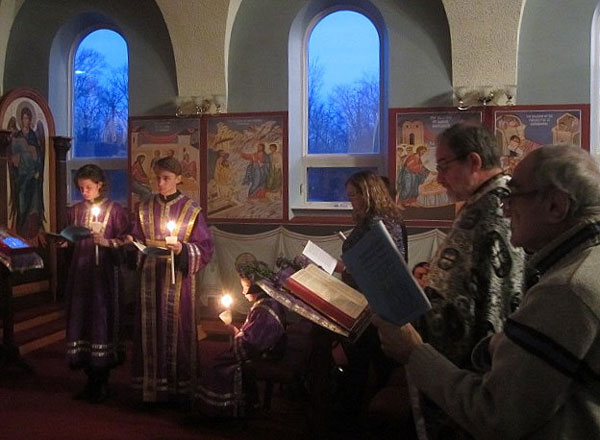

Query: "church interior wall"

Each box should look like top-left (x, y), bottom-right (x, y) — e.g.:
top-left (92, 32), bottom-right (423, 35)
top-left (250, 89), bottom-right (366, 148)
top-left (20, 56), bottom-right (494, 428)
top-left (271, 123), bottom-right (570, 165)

top-left (3, 0), bottom-right (178, 122)
top-left (517, 0), bottom-right (597, 105)
top-left (1, 0), bottom-right (599, 301)
top-left (227, 0), bottom-right (452, 113)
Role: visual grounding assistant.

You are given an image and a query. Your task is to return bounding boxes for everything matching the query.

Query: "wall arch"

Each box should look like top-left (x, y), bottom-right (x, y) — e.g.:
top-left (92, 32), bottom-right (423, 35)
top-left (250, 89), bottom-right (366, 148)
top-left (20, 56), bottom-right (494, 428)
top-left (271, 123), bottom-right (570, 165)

top-left (4, 0), bottom-right (177, 136)
top-left (227, 0), bottom-right (451, 112)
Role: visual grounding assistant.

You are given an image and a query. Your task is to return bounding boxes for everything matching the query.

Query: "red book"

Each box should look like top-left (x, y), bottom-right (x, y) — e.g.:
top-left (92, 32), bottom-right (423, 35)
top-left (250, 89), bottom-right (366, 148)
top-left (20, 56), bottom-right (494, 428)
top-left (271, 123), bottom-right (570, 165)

top-left (283, 264), bottom-right (368, 331)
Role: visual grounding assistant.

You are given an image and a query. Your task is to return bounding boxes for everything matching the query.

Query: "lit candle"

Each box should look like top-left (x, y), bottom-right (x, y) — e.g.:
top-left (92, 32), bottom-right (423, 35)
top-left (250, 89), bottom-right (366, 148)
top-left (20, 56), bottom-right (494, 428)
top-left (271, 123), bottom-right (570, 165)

top-left (220, 293), bottom-right (233, 308)
top-left (166, 221), bottom-right (177, 284)
top-left (91, 205), bottom-right (101, 265)
top-left (219, 293), bottom-right (233, 325)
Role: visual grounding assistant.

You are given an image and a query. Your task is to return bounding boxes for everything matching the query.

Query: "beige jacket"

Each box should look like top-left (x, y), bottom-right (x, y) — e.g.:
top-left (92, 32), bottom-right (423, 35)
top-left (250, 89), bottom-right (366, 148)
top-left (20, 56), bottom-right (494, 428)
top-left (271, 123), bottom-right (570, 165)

top-left (408, 213), bottom-right (600, 439)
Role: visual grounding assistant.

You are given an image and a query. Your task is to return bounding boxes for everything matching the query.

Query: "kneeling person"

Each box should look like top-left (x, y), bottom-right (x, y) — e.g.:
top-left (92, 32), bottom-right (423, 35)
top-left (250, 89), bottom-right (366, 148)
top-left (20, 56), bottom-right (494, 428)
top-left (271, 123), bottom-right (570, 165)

top-left (197, 266), bottom-right (287, 418)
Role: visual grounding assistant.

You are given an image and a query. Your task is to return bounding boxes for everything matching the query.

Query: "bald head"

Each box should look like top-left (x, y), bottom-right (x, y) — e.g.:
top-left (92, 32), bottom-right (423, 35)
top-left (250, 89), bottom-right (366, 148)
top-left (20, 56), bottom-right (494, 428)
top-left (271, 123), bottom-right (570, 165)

top-left (517, 145), bottom-right (600, 219)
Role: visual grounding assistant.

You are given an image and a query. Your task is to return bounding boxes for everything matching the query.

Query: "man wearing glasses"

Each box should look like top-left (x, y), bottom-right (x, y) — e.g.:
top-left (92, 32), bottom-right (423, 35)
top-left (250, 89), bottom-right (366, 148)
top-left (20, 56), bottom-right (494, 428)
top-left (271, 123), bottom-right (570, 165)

top-left (375, 145), bottom-right (600, 439)
top-left (423, 122), bottom-right (524, 370)
top-left (412, 123), bottom-right (525, 439)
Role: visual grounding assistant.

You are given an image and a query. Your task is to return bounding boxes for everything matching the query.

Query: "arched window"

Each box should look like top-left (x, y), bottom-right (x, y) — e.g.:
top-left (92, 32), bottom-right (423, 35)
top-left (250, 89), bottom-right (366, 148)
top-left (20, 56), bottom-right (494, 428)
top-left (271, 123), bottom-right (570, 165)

top-left (69, 28), bottom-right (128, 203)
top-left (293, 7), bottom-right (384, 208)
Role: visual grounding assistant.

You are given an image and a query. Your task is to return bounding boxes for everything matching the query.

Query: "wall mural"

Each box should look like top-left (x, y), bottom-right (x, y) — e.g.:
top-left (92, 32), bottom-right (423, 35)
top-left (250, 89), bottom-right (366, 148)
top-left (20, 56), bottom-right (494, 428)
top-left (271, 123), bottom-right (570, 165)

top-left (128, 117), bottom-right (201, 209)
top-left (204, 113), bottom-right (287, 222)
top-left (390, 108), bottom-right (482, 226)
top-left (492, 105), bottom-right (589, 175)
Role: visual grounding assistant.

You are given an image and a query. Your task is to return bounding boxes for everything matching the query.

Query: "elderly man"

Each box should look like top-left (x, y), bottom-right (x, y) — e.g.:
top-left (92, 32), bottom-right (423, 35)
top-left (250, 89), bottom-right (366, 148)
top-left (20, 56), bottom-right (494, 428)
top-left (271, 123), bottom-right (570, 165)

top-left (424, 122), bottom-right (524, 369)
top-left (376, 145), bottom-right (600, 439)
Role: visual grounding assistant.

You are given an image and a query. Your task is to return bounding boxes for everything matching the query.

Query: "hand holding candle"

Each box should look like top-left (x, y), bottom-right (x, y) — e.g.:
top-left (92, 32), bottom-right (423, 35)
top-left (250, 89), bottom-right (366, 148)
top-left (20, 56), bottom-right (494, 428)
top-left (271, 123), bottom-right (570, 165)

top-left (166, 221), bottom-right (177, 284)
top-left (91, 205), bottom-right (101, 265)
top-left (219, 293), bottom-right (233, 326)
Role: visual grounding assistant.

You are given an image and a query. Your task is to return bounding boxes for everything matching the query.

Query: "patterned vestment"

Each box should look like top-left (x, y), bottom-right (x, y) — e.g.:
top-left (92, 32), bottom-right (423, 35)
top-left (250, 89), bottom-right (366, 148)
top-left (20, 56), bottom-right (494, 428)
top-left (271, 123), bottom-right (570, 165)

top-left (130, 193), bottom-right (214, 403)
top-left (418, 174), bottom-right (525, 440)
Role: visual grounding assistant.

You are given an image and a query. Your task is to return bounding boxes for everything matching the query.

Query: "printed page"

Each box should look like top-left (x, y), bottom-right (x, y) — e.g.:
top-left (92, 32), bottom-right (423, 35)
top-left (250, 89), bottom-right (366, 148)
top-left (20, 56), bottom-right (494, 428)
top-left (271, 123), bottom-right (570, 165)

top-left (302, 240), bottom-right (338, 275)
top-left (131, 240), bottom-right (147, 252)
top-left (258, 279), bottom-right (351, 338)
top-left (290, 264), bottom-right (367, 319)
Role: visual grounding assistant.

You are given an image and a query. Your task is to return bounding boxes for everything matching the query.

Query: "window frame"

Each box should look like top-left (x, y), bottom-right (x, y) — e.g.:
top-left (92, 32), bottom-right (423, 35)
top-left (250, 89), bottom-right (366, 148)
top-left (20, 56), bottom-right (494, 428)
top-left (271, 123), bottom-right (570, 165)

top-left (67, 26), bottom-right (129, 205)
top-left (290, 3), bottom-right (387, 212)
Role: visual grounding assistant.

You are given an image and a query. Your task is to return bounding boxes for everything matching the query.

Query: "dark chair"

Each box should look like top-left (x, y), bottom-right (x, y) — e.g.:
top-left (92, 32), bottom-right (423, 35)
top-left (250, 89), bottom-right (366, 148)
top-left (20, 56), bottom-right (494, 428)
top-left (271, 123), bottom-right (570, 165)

top-left (246, 317), bottom-right (315, 410)
top-left (245, 318), bottom-right (335, 438)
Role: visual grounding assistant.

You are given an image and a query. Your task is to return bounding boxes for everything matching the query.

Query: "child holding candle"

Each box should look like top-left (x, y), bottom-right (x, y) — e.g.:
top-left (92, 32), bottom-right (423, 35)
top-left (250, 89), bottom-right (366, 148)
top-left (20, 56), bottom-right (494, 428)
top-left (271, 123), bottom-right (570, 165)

top-left (127, 156), bottom-right (214, 407)
top-left (197, 262), bottom-right (287, 418)
top-left (65, 164), bottom-right (129, 403)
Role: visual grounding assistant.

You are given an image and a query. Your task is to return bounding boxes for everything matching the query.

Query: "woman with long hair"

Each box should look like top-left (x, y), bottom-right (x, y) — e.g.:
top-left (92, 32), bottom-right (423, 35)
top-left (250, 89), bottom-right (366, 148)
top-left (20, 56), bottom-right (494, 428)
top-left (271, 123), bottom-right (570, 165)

top-left (336, 170), bottom-right (408, 424)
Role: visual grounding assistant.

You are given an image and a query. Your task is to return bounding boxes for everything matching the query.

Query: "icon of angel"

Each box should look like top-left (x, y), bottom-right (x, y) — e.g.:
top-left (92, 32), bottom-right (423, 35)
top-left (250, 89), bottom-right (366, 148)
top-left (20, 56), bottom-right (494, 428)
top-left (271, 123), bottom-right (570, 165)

top-left (8, 104), bottom-right (47, 246)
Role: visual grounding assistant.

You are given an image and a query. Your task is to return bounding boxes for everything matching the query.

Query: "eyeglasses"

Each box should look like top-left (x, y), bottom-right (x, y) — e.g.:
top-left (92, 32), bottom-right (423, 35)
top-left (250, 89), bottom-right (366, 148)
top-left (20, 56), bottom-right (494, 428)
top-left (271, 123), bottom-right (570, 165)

top-left (500, 189), bottom-right (541, 210)
top-left (436, 154), bottom-right (468, 173)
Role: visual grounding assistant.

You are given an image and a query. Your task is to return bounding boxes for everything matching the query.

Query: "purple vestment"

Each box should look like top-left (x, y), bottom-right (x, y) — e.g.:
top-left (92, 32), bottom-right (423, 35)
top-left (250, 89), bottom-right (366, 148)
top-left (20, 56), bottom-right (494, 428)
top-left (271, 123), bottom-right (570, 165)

top-left (65, 199), bottom-right (129, 370)
top-left (197, 296), bottom-right (287, 417)
top-left (131, 193), bottom-right (214, 403)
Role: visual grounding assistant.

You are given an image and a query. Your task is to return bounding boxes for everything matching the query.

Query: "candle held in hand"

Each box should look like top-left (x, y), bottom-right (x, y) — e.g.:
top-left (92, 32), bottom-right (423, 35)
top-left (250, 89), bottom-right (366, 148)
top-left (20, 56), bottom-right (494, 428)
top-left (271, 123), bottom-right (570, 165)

top-left (165, 221), bottom-right (177, 245)
top-left (90, 205), bottom-right (102, 233)
top-left (166, 220), bottom-right (177, 284)
top-left (219, 294), bottom-right (233, 325)
top-left (91, 205), bottom-right (101, 265)
top-left (221, 294), bottom-right (233, 309)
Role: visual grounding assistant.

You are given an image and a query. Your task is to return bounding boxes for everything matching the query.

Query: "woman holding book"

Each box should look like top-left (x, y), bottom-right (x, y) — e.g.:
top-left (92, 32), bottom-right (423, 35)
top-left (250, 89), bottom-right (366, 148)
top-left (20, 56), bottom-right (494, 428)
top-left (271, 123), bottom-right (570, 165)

top-left (336, 170), bottom-right (408, 422)
top-left (197, 263), bottom-right (287, 418)
top-left (64, 164), bottom-right (129, 403)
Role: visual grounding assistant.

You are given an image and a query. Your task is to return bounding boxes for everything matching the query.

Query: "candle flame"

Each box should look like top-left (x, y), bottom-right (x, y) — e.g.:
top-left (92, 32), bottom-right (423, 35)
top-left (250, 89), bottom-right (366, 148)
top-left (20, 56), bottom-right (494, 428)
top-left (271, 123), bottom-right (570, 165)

top-left (166, 221), bottom-right (176, 234)
top-left (91, 206), bottom-right (100, 217)
top-left (221, 294), bottom-right (233, 308)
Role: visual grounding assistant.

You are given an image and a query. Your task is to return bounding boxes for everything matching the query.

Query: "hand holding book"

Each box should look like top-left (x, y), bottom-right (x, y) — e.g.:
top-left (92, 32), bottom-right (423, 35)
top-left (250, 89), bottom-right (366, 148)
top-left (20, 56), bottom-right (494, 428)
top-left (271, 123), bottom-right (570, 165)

top-left (342, 220), bottom-right (431, 327)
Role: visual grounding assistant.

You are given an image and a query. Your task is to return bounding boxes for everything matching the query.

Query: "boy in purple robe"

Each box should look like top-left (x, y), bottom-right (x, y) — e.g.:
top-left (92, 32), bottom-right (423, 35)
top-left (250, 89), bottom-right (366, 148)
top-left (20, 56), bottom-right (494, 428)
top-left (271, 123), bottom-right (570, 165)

top-left (127, 156), bottom-right (214, 405)
top-left (65, 164), bottom-right (129, 403)
top-left (197, 268), bottom-right (287, 418)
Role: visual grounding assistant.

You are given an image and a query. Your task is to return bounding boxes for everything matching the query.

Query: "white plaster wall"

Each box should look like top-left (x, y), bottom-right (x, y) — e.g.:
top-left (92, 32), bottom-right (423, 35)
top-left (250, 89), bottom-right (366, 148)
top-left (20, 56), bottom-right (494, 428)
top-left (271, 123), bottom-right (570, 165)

top-left (156, 0), bottom-right (527, 101)
top-left (442, 0), bottom-right (524, 89)
top-left (0, 0), bottom-right (554, 107)
top-left (0, 0), bottom-right (24, 95)
top-left (224, 0), bottom-right (242, 99)
top-left (155, 0), bottom-right (229, 98)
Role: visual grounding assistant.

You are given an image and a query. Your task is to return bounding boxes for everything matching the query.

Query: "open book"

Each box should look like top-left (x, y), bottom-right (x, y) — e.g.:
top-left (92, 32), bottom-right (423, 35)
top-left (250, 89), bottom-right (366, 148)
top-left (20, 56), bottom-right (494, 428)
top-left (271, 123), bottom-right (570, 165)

top-left (263, 263), bottom-right (371, 339)
top-left (342, 220), bottom-right (431, 326)
top-left (257, 277), bottom-right (371, 340)
top-left (302, 240), bottom-right (338, 274)
top-left (131, 240), bottom-right (170, 257)
top-left (45, 225), bottom-right (91, 243)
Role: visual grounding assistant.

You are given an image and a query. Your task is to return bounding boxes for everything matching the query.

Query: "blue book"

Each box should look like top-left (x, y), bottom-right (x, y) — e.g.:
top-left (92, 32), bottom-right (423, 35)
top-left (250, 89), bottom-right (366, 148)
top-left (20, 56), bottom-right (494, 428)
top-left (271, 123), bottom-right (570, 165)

top-left (342, 220), bottom-right (431, 326)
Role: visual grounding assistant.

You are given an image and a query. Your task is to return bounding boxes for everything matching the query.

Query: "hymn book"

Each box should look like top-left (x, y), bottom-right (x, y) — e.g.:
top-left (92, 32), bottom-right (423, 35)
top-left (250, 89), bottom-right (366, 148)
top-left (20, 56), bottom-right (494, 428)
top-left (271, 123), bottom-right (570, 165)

top-left (131, 240), bottom-right (170, 257)
top-left (342, 220), bottom-right (431, 326)
top-left (45, 225), bottom-right (91, 243)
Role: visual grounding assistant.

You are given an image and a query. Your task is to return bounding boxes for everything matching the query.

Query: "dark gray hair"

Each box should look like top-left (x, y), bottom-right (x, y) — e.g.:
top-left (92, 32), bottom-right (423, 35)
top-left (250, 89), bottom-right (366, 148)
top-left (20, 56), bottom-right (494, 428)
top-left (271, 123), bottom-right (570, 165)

top-left (437, 122), bottom-right (501, 169)
top-left (527, 145), bottom-right (600, 218)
